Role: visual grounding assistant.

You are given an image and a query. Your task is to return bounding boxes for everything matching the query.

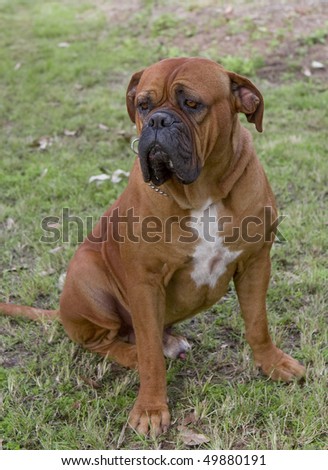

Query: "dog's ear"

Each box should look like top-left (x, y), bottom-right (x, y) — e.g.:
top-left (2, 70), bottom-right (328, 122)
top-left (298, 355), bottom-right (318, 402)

top-left (126, 69), bottom-right (144, 123)
top-left (228, 71), bottom-right (264, 132)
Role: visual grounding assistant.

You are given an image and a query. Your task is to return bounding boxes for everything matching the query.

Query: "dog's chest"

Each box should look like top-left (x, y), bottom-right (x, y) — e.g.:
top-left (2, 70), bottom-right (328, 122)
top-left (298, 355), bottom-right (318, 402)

top-left (190, 202), bottom-right (241, 289)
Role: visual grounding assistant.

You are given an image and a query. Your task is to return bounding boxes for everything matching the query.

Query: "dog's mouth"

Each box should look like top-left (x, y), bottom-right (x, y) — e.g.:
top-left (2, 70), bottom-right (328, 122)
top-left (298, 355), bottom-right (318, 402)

top-left (143, 145), bottom-right (196, 186)
top-left (138, 111), bottom-right (201, 187)
top-left (146, 145), bottom-right (176, 186)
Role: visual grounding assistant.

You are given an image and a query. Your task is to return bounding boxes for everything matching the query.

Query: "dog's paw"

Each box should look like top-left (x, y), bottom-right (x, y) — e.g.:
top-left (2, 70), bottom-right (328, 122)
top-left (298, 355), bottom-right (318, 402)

top-left (163, 332), bottom-right (191, 360)
top-left (256, 346), bottom-right (306, 382)
top-left (122, 346), bottom-right (138, 369)
top-left (128, 403), bottom-right (170, 437)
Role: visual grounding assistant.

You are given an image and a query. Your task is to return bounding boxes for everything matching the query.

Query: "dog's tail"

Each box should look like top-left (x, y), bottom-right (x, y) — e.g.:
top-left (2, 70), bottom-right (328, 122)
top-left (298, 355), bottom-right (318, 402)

top-left (0, 303), bottom-right (59, 321)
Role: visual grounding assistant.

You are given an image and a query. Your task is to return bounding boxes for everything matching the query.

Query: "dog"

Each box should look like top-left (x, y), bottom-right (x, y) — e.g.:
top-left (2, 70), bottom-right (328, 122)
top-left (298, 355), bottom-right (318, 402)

top-left (0, 57), bottom-right (305, 437)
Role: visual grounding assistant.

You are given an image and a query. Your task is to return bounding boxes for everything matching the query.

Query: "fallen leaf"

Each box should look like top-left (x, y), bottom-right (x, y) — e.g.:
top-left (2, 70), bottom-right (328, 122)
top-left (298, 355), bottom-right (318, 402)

top-left (117, 422), bottom-right (128, 448)
top-left (58, 272), bottom-right (67, 291)
top-left (295, 7), bottom-right (309, 15)
top-left (111, 169), bottom-right (130, 184)
top-left (80, 376), bottom-right (101, 389)
top-left (39, 138), bottom-right (50, 150)
top-left (89, 170), bottom-right (130, 185)
top-left (40, 168), bottom-right (48, 178)
top-left (49, 246), bottom-right (64, 254)
top-left (88, 174), bottom-right (111, 184)
top-left (181, 411), bottom-right (197, 426)
top-left (63, 127), bottom-right (84, 137)
top-left (311, 60), bottom-right (324, 69)
top-left (224, 5), bottom-right (234, 15)
top-left (64, 129), bottom-right (77, 137)
top-left (98, 123), bottom-right (110, 131)
top-left (178, 427), bottom-right (210, 447)
top-left (3, 265), bottom-right (28, 273)
top-left (5, 218), bottom-right (15, 230)
top-left (117, 130), bottom-right (134, 141)
top-left (40, 268), bottom-right (56, 277)
top-left (29, 136), bottom-right (53, 151)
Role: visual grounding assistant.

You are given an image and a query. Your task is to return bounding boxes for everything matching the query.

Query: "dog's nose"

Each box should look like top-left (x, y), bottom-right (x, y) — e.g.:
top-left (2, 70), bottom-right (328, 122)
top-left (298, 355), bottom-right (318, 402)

top-left (148, 112), bottom-right (174, 129)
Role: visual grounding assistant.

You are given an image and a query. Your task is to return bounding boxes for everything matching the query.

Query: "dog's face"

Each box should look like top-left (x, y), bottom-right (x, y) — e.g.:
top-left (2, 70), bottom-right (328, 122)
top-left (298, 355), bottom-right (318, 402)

top-left (126, 57), bottom-right (263, 187)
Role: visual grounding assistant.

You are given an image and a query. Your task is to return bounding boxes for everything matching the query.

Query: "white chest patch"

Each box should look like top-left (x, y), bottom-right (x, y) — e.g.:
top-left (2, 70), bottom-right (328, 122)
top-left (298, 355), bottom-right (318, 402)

top-left (190, 201), bottom-right (242, 289)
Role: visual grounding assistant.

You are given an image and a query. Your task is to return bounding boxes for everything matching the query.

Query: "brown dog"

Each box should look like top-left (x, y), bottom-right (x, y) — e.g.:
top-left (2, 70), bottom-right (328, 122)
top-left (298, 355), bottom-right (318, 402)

top-left (1, 57), bottom-right (305, 436)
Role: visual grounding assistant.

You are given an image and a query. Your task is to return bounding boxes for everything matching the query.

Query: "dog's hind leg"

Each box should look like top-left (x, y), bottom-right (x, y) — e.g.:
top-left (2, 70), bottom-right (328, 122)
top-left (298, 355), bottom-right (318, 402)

top-left (68, 319), bottom-right (138, 369)
top-left (59, 249), bottom-right (137, 369)
top-left (162, 330), bottom-right (191, 359)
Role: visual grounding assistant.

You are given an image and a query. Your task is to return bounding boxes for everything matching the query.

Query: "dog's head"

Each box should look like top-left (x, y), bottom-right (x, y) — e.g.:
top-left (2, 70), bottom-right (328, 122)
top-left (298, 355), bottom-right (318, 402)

top-left (126, 57), bottom-right (263, 187)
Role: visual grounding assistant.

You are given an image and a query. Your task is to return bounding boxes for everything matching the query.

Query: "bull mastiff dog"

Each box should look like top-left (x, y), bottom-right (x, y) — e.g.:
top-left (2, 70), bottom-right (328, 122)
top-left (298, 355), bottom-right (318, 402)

top-left (1, 57), bottom-right (305, 436)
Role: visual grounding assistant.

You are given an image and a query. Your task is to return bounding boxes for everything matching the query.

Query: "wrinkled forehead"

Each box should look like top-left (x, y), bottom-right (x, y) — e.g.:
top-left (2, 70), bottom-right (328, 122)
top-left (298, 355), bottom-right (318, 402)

top-left (137, 58), bottom-right (231, 102)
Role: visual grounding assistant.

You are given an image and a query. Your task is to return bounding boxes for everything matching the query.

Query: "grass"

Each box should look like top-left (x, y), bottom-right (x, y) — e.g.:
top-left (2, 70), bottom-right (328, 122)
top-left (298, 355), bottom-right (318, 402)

top-left (1, 0), bottom-right (327, 450)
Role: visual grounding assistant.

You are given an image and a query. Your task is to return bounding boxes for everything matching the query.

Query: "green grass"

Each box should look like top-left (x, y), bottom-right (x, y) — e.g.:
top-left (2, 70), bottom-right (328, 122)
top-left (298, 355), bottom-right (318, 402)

top-left (1, 0), bottom-right (327, 450)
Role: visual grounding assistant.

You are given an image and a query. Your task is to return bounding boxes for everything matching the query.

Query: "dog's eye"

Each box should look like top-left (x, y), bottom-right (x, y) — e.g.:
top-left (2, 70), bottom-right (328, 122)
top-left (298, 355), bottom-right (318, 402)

top-left (138, 102), bottom-right (149, 111)
top-left (184, 99), bottom-right (198, 109)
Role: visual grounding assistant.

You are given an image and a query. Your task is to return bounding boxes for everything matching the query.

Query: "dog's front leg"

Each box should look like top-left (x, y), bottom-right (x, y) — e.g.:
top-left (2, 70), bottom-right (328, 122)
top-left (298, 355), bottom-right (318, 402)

top-left (126, 278), bottom-right (170, 437)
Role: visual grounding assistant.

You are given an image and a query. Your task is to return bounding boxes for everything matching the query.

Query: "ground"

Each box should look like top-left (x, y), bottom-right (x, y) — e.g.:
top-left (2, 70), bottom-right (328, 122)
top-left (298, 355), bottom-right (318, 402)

top-left (0, 0), bottom-right (327, 450)
top-left (101, 0), bottom-right (328, 82)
